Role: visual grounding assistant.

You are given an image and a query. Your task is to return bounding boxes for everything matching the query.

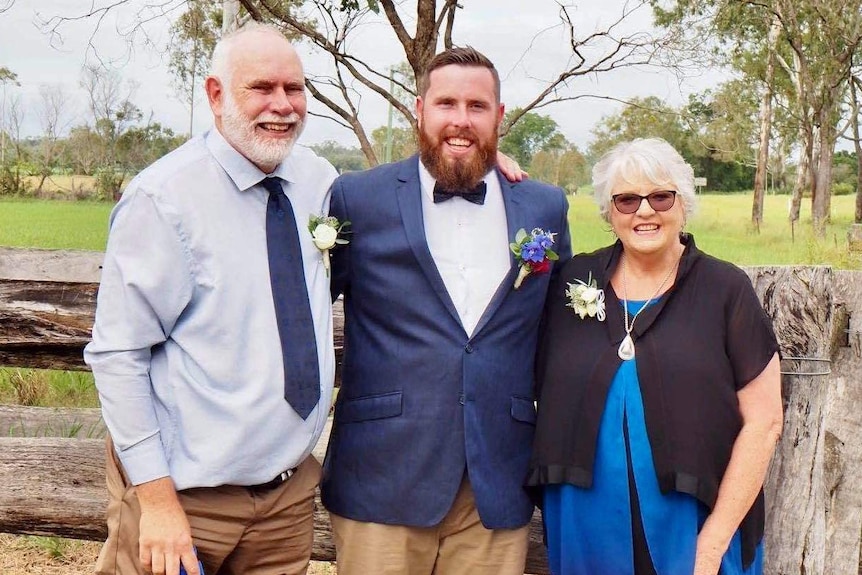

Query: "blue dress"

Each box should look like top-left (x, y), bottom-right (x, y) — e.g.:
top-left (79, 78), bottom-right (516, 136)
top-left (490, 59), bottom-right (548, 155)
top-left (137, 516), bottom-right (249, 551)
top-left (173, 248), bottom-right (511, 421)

top-left (542, 300), bottom-right (763, 575)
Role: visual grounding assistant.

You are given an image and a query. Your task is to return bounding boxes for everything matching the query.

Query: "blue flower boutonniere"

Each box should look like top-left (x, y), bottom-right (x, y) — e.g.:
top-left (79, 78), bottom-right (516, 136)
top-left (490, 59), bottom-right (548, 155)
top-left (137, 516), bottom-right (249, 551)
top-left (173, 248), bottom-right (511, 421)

top-left (510, 227), bottom-right (558, 289)
top-left (308, 215), bottom-right (350, 276)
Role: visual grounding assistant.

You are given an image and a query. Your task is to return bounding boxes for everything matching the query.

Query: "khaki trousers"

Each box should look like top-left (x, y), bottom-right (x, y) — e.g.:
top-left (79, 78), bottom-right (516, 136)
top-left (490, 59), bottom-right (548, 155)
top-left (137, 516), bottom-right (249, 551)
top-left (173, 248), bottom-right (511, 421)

top-left (330, 477), bottom-right (530, 575)
top-left (95, 438), bottom-right (321, 575)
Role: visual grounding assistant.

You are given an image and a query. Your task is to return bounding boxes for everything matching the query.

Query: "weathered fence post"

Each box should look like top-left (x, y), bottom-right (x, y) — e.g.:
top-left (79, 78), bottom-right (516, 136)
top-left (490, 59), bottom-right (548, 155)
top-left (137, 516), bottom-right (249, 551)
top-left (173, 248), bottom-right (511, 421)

top-left (824, 271), bottom-right (862, 572)
top-left (747, 267), bottom-right (862, 574)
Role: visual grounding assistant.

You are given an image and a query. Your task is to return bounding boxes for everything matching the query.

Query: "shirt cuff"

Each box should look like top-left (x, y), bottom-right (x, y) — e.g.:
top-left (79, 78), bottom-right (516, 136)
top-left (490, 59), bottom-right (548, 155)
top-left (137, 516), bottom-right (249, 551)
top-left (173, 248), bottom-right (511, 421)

top-left (116, 433), bottom-right (171, 486)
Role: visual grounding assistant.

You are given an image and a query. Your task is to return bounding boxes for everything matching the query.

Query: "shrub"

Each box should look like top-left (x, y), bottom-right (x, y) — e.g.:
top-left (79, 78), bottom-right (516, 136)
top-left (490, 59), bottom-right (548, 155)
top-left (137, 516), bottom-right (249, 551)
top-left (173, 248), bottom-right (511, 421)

top-left (0, 165), bottom-right (33, 196)
top-left (832, 182), bottom-right (855, 196)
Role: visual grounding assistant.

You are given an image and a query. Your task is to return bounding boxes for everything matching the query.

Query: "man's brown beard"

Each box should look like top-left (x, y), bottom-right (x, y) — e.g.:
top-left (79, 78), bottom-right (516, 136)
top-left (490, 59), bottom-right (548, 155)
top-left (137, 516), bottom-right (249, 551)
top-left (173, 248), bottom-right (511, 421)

top-left (418, 126), bottom-right (497, 192)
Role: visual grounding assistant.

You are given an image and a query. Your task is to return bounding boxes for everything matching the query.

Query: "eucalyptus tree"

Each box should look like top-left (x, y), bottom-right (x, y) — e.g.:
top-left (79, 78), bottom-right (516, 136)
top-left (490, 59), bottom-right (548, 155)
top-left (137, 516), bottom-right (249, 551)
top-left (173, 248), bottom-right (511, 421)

top-left (654, 0), bottom-right (862, 235)
top-left (653, 1), bottom-right (792, 229)
top-left (530, 143), bottom-right (588, 193)
top-left (588, 95), bottom-right (692, 160)
top-left (499, 109), bottom-right (564, 170)
top-left (34, 84), bottom-right (72, 192)
top-left (852, 73), bottom-right (862, 223)
top-left (80, 65), bottom-right (143, 197)
top-left (0, 66), bottom-right (19, 166)
top-left (167, 0), bottom-right (221, 136)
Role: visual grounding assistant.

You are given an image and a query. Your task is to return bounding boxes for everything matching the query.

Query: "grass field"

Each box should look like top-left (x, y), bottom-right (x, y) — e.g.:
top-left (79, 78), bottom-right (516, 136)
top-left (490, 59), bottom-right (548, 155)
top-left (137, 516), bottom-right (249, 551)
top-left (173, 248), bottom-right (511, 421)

top-left (2, 192), bottom-right (860, 266)
top-left (0, 199), bottom-right (112, 250)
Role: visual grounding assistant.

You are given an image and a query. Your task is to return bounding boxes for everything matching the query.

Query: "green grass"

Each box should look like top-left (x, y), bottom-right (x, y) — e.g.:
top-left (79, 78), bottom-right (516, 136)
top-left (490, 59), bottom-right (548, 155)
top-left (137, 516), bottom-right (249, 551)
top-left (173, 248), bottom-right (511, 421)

top-left (2, 193), bottom-right (859, 267)
top-left (567, 192), bottom-right (861, 269)
top-left (0, 368), bottom-right (99, 408)
top-left (0, 198), bottom-right (112, 250)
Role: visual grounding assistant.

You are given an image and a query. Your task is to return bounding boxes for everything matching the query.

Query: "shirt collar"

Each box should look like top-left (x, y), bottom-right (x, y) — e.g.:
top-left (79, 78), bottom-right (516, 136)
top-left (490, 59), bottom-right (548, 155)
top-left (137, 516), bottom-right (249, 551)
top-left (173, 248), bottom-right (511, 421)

top-left (205, 128), bottom-right (301, 192)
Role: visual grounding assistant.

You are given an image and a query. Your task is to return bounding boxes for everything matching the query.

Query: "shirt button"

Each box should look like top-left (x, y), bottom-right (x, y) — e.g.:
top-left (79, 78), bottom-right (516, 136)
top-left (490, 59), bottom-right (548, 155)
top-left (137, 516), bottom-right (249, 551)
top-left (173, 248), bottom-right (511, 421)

top-left (465, 344), bottom-right (474, 353)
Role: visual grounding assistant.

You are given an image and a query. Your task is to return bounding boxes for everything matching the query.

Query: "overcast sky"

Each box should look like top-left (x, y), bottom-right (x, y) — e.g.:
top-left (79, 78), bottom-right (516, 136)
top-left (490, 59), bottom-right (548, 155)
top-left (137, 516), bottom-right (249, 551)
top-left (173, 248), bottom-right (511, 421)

top-left (0, 0), bottom-right (725, 150)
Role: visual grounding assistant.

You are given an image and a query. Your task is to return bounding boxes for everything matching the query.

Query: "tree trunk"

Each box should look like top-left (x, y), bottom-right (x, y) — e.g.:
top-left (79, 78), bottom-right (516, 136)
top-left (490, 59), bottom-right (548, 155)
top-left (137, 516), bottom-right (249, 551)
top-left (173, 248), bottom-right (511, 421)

top-left (789, 124), bottom-right (811, 222)
top-left (752, 16), bottom-right (781, 232)
top-left (812, 115), bottom-right (834, 235)
top-left (857, 167), bottom-right (862, 223)
top-left (853, 78), bottom-right (862, 224)
top-left (222, 0), bottom-right (240, 34)
top-left (774, 137), bottom-right (788, 190)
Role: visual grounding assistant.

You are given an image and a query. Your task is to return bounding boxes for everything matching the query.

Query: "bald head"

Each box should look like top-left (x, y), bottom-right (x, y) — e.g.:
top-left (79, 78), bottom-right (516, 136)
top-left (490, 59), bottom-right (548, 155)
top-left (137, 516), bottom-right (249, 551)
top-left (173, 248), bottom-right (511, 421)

top-left (210, 24), bottom-right (302, 89)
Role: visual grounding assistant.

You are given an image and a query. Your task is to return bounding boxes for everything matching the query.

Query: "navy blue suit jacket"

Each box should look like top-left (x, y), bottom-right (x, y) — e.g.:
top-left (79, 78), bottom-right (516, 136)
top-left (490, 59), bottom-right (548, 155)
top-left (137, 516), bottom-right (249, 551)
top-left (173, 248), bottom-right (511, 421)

top-left (322, 155), bottom-right (572, 529)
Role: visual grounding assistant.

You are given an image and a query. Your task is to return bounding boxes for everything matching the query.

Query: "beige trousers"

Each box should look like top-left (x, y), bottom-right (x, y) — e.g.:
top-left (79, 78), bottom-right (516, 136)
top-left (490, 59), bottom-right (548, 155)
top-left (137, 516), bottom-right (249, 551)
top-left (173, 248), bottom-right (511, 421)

top-left (95, 438), bottom-right (321, 575)
top-left (330, 477), bottom-right (530, 575)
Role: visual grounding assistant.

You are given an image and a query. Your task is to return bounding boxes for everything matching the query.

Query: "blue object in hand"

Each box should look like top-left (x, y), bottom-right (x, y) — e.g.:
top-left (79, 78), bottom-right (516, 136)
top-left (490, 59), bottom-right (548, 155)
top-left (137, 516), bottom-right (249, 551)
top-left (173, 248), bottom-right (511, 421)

top-left (179, 561), bottom-right (204, 575)
top-left (178, 547), bottom-right (205, 575)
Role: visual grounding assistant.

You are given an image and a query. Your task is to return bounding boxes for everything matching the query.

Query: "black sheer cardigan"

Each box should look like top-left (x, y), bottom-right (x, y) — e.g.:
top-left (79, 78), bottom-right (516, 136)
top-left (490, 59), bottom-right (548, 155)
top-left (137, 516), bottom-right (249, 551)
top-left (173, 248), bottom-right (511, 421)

top-left (526, 234), bottom-right (779, 570)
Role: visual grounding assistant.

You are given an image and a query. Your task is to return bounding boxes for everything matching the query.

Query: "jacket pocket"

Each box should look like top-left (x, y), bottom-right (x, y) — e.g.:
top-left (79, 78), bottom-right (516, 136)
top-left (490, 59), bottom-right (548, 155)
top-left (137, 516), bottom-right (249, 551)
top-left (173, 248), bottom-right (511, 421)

top-left (337, 391), bottom-right (403, 423)
top-left (510, 396), bottom-right (537, 425)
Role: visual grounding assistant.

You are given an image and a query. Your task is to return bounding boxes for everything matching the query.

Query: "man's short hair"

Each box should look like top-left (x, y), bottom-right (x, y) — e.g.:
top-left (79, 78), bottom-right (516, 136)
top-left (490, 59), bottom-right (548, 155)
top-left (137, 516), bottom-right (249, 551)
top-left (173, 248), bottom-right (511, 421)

top-left (419, 46), bottom-right (500, 102)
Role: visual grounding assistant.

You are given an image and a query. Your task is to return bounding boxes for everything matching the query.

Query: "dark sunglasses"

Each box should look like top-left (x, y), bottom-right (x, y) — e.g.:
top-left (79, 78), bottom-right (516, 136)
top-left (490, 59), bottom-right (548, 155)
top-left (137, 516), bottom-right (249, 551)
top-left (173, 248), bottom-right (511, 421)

top-left (611, 190), bottom-right (677, 214)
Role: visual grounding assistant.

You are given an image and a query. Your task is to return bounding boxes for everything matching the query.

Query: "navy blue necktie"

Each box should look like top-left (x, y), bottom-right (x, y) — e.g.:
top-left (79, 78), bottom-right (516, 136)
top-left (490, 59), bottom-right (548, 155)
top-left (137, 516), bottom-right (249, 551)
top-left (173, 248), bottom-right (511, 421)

top-left (262, 177), bottom-right (320, 420)
top-left (433, 181), bottom-right (487, 205)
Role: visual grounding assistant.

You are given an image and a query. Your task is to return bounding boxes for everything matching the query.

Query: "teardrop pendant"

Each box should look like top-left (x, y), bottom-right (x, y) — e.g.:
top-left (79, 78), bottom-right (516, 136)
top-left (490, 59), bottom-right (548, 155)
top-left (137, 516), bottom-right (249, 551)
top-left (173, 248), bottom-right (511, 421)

top-left (618, 333), bottom-right (635, 360)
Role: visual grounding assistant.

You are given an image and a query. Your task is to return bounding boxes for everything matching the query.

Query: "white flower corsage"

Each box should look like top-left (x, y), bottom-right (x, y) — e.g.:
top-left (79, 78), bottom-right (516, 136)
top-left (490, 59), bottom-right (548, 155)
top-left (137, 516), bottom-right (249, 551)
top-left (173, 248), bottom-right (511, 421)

top-left (308, 215), bottom-right (350, 276)
top-left (565, 272), bottom-right (606, 321)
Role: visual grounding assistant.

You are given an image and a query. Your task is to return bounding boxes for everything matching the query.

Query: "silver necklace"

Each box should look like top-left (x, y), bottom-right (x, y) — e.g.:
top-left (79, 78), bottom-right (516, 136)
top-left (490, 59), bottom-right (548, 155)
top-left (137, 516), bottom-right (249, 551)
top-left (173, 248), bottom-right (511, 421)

top-left (618, 255), bottom-right (678, 360)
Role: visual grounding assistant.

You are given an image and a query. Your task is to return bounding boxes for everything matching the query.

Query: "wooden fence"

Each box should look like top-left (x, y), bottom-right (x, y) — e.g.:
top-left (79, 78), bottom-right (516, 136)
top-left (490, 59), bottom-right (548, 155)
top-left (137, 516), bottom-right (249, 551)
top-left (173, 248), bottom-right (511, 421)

top-left (1, 247), bottom-right (861, 574)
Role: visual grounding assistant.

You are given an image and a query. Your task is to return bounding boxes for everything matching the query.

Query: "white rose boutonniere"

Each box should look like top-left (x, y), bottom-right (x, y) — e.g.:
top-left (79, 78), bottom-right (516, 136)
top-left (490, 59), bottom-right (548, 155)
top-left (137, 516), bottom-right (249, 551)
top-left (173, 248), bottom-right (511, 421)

top-left (565, 272), bottom-right (606, 321)
top-left (308, 215), bottom-right (350, 276)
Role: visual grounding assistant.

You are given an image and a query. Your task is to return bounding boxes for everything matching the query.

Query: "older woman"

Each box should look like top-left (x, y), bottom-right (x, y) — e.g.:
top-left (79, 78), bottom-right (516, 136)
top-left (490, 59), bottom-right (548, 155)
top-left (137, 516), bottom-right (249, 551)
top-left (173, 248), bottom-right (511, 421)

top-left (527, 138), bottom-right (783, 575)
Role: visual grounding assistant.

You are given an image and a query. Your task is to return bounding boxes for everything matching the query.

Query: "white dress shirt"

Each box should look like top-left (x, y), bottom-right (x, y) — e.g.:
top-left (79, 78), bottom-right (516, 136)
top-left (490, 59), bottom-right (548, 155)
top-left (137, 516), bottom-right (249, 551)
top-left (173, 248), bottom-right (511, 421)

top-left (84, 129), bottom-right (337, 489)
top-left (419, 161), bottom-right (511, 336)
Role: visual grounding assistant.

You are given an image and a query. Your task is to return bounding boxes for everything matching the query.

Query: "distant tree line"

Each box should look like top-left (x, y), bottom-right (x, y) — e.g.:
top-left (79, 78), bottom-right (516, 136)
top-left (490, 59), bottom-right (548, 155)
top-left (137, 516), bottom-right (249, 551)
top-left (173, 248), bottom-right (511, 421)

top-left (0, 65), bottom-right (185, 200)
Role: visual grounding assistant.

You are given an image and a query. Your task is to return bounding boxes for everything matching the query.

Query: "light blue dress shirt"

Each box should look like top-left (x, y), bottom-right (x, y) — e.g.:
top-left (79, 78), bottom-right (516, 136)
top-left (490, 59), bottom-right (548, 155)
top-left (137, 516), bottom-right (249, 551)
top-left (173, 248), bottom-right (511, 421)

top-left (84, 129), bottom-right (338, 489)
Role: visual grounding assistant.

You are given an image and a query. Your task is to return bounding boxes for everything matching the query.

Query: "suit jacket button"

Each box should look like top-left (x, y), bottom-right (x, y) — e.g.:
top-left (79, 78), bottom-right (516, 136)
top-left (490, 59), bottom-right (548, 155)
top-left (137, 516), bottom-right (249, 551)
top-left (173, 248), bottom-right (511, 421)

top-left (465, 344), bottom-right (474, 353)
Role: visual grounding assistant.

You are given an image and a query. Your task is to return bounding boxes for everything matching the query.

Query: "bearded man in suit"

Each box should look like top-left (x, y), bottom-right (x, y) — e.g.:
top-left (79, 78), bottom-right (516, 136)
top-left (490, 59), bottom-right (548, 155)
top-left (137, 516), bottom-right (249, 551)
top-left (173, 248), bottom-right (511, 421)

top-left (322, 46), bottom-right (573, 575)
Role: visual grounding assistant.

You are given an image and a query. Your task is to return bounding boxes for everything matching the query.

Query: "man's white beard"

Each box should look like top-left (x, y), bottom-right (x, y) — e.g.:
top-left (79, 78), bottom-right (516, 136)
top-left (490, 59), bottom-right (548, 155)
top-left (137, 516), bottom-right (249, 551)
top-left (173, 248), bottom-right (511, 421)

top-left (221, 92), bottom-right (305, 171)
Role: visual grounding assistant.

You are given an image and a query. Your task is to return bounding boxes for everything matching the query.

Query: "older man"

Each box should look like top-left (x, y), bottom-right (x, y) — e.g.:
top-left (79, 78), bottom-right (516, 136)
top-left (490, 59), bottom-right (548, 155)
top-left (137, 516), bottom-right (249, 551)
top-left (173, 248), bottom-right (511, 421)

top-left (85, 24), bottom-right (336, 575)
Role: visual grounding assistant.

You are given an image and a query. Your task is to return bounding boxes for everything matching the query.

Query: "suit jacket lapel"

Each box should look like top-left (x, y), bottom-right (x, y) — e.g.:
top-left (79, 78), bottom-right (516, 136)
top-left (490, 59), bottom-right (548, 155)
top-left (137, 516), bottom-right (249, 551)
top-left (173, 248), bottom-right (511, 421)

top-left (395, 156), bottom-right (465, 331)
top-left (471, 170), bottom-right (524, 337)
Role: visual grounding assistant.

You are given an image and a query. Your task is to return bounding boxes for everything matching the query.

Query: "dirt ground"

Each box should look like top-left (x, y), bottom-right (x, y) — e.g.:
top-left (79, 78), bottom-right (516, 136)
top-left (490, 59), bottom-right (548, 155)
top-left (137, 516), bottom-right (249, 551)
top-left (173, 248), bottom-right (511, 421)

top-left (0, 534), bottom-right (335, 574)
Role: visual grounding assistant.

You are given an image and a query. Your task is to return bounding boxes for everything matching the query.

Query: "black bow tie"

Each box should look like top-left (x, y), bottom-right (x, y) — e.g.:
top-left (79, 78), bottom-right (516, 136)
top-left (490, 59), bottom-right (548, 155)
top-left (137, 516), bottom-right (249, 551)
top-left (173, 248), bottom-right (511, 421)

top-left (433, 181), bottom-right (487, 205)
